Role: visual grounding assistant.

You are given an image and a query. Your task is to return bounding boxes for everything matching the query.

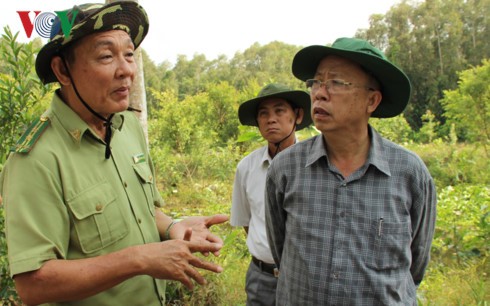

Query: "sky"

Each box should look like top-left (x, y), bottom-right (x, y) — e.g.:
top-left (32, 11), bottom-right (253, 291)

top-left (1, 0), bottom-right (402, 66)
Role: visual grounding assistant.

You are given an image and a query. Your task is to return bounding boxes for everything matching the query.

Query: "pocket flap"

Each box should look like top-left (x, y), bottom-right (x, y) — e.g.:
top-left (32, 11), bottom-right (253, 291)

top-left (67, 182), bottom-right (117, 220)
top-left (133, 163), bottom-right (154, 184)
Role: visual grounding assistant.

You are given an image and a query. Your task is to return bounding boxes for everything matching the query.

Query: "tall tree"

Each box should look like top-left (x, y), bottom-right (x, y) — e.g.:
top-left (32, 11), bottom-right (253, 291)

top-left (106, 0), bottom-right (148, 142)
top-left (358, 0), bottom-right (489, 131)
top-left (441, 59), bottom-right (490, 154)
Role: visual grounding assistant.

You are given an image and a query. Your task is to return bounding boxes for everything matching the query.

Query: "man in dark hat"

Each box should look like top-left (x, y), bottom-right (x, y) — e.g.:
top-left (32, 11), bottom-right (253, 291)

top-left (0, 2), bottom-right (227, 305)
top-left (265, 37), bottom-right (437, 305)
top-left (231, 83), bottom-right (312, 306)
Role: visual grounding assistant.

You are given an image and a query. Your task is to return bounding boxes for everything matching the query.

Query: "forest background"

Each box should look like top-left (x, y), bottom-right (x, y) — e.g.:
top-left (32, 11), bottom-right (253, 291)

top-left (0, 0), bottom-right (489, 304)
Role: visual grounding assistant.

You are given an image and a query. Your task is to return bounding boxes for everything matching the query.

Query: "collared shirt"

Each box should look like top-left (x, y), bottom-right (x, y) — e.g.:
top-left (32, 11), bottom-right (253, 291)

top-left (265, 127), bottom-right (437, 305)
top-left (0, 92), bottom-right (167, 305)
top-left (230, 145), bottom-right (274, 263)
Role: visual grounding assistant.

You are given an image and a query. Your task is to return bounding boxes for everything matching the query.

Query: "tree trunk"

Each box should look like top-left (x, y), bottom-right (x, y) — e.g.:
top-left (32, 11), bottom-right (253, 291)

top-left (106, 0), bottom-right (148, 144)
top-left (131, 49), bottom-right (148, 144)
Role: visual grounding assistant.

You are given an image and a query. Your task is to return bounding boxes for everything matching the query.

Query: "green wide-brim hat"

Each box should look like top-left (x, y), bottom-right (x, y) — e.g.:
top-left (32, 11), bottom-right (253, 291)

top-left (35, 1), bottom-right (149, 84)
top-left (238, 83), bottom-right (313, 131)
top-left (292, 37), bottom-right (411, 118)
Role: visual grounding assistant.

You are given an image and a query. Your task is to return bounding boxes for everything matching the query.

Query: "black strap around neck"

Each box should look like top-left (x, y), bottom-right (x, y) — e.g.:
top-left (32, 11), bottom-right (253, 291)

top-left (61, 56), bottom-right (114, 159)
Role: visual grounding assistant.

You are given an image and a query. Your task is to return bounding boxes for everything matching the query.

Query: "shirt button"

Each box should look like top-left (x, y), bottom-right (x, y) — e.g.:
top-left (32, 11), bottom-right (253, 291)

top-left (149, 175), bottom-right (153, 181)
top-left (154, 200), bottom-right (159, 206)
top-left (95, 203), bottom-right (103, 211)
top-left (138, 218), bottom-right (142, 224)
top-left (124, 182), bottom-right (128, 188)
top-left (332, 272), bottom-right (339, 279)
top-left (339, 211), bottom-right (345, 218)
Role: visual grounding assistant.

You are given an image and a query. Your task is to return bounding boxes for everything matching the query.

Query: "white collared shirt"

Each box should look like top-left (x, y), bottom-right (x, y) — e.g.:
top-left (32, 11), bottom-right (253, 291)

top-left (230, 145), bottom-right (274, 263)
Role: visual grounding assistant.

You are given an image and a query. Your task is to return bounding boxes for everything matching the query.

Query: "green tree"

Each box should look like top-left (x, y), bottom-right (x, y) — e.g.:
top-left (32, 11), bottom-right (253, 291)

top-left (369, 114), bottom-right (413, 143)
top-left (358, 0), bottom-right (489, 132)
top-left (0, 28), bottom-right (51, 163)
top-left (441, 59), bottom-right (490, 155)
top-left (228, 41), bottom-right (302, 90)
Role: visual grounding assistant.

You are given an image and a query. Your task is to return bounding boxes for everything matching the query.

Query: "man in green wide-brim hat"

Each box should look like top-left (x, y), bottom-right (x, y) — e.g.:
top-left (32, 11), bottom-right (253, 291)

top-left (0, 2), bottom-right (228, 305)
top-left (231, 83), bottom-right (312, 306)
top-left (265, 37), bottom-right (437, 305)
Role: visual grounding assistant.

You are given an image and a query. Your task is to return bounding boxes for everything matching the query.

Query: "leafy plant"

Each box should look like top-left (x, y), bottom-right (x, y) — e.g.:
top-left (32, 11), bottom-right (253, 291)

top-left (441, 59), bottom-right (490, 154)
top-left (0, 27), bottom-right (51, 163)
top-left (431, 184), bottom-right (490, 264)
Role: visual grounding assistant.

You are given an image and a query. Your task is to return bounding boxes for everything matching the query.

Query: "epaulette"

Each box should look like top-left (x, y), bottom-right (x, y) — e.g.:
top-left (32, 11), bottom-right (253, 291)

top-left (11, 116), bottom-right (50, 153)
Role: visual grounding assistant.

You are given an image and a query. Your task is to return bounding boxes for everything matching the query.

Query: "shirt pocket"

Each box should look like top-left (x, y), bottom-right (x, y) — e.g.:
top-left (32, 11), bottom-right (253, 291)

top-left (132, 162), bottom-right (156, 216)
top-left (67, 182), bottom-right (129, 254)
top-left (367, 219), bottom-right (412, 270)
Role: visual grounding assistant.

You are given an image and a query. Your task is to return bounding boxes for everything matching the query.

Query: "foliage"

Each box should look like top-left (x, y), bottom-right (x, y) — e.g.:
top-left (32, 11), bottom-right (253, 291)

top-left (432, 185), bottom-right (490, 263)
top-left (420, 184), bottom-right (490, 304)
top-left (148, 84), bottom-right (247, 197)
top-left (441, 59), bottom-right (490, 154)
top-left (369, 114), bottom-right (414, 143)
top-left (418, 258), bottom-right (489, 305)
top-left (409, 142), bottom-right (490, 187)
top-left (0, 27), bottom-right (51, 164)
top-left (358, 0), bottom-right (490, 131)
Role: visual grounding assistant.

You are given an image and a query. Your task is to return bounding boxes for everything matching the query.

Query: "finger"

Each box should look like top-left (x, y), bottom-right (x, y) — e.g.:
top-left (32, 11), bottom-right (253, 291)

top-left (188, 240), bottom-right (223, 256)
top-left (188, 256), bottom-right (223, 274)
top-left (183, 228), bottom-right (192, 241)
top-left (205, 214), bottom-right (229, 228)
top-left (205, 232), bottom-right (224, 245)
top-left (179, 273), bottom-right (195, 290)
top-left (185, 265), bottom-right (207, 286)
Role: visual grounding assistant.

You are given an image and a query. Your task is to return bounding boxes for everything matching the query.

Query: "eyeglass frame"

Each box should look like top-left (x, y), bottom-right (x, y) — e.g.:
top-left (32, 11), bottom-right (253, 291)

top-left (305, 79), bottom-right (376, 94)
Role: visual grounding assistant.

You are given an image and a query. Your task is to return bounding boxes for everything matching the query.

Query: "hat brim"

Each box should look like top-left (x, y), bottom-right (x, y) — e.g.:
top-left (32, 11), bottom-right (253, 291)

top-left (292, 45), bottom-right (411, 118)
top-left (36, 1), bottom-right (149, 84)
top-left (238, 90), bottom-right (313, 131)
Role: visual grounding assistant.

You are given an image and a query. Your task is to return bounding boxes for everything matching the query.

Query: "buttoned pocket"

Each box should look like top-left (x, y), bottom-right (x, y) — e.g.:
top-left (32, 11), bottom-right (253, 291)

top-left (367, 219), bottom-right (412, 270)
top-left (133, 163), bottom-right (156, 216)
top-left (67, 182), bottom-right (129, 254)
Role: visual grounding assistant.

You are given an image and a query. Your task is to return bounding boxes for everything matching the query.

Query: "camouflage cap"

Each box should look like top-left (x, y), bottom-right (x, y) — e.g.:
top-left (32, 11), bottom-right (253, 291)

top-left (35, 1), bottom-right (149, 84)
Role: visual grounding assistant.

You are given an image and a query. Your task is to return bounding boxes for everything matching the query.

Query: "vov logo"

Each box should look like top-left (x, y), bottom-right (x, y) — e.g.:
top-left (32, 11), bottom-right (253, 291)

top-left (16, 9), bottom-right (79, 39)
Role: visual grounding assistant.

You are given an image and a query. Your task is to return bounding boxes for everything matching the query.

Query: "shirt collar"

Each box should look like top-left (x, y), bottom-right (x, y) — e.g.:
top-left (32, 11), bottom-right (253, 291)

top-left (305, 126), bottom-right (391, 176)
top-left (260, 145), bottom-right (273, 167)
top-left (305, 135), bottom-right (328, 167)
top-left (367, 125), bottom-right (391, 176)
top-left (50, 90), bottom-right (125, 145)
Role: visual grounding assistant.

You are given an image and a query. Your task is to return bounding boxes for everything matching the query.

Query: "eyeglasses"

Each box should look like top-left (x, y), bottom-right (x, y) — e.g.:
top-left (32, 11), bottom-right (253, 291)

top-left (305, 79), bottom-right (375, 94)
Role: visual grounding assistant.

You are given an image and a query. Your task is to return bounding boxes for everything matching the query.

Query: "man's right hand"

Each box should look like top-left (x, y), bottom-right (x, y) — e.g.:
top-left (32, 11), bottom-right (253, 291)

top-left (138, 239), bottom-right (223, 290)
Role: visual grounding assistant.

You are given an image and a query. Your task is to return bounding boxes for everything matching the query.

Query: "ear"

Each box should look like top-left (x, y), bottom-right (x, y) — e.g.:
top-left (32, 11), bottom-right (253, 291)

top-left (295, 108), bottom-right (304, 125)
top-left (50, 56), bottom-right (71, 86)
top-left (367, 90), bottom-right (382, 114)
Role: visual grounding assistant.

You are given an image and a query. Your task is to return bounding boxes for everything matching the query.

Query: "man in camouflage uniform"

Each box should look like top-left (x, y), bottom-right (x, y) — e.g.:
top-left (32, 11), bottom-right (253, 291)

top-left (0, 2), bottom-right (227, 305)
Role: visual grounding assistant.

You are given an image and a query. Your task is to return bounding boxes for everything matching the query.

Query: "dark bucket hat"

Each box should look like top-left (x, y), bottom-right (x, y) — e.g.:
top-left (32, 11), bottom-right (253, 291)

top-left (238, 83), bottom-right (313, 131)
top-left (35, 1), bottom-right (149, 84)
top-left (292, 37), bottom-right (411, 118)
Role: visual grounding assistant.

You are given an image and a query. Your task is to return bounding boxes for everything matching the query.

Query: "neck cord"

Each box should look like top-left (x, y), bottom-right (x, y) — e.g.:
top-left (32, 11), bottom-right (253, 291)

top-left (272, 122), bottom-right (296, 158)
top-left (271, 110), bottom-right (299, 158)
top-left (61, 57), bottom-right (114, 159)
